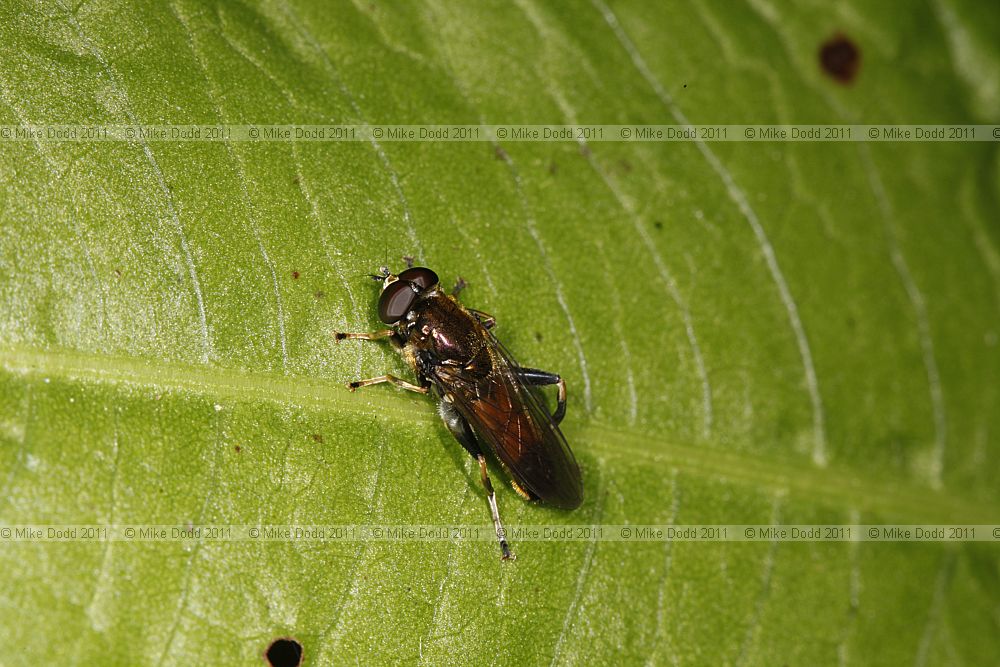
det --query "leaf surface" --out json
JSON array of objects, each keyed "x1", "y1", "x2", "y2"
[{"x1": 0, "y1": 0, "x2": 998, "y2": 664}]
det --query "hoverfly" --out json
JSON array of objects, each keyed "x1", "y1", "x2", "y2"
[{"x1": 335, "y1": 265, "x2": 583, "y2": 560}]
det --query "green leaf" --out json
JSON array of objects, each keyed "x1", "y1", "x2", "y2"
[{"x1": 1, "y1": 0, "x2": 999, "y2": 664}]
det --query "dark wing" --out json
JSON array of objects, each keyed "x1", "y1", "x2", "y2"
[{"x1": 430, "y1": 331, "x2": 583, "y2": 509}]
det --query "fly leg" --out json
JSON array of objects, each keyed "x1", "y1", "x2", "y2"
[
  {"x1": 346, "y1": 375, "x2": 428, "y2": 394},
  {"x1": 333, "y1": 329, "x2": 394, "y2": 342},
  {"x1": 451, "y1": 281, "x2": 497, "y2": 330},
  {"x1": 467, "y1": 309, "x2": 496, "y2": 329},
  {"x1": 517, "y1": 368, "x2": 567, "y2": 425},
  {"x1": 334, "y1": 330, "x2": 420, "y2": 392},
  {"x1": 439, "y1": 399, "x2": 514, "y2": 561},
  {"x1": 479, "y1": 455, "x2": 514, "y2": 561}
]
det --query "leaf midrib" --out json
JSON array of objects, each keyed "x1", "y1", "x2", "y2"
[{"x1": 2, "y1": 344, "x2": 994, "y2": 524}]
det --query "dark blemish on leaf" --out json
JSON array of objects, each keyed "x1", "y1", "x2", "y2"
[
  {"x1": 819, "y1": 34, "x2": 860, "y2": 84},
  {"x1": 265, "y1": 638, "x2": 303, "y2": 667},
  {"x1": 291, "y1": 270, "x2": 300, "y2": 280},
  {"x1": 311, "y1": 433, "x2": 323, "y2": 443},
  {"x1": 683, "y1": 84, "x2": 687, "y2": 88},
  {"x1": 548, "y1": 161, "x2": 558, "y2": 175},
  {"x1": 234, "y1": 445, "x2": 241, "y2": 453},
  {"x1": 619, "y1": 159, "x2": 632, "y2": 173},
  {"x1": 114, "y1": 269, "x2": 122, "y2": 278},
  {"x1": 314, "y1": 291, "x2": 325, "y2": 299},
  {"x1": 292, "y1": 175, "x2": 300, "y2": 186},
  {"x1": 494, "y1": 145, "x2": 508, "y2": 161},
  {"x1": 534, "y1": 332, "x2": 543, "y2": 343},
  {"x1": 653, "y1": 220, "x2": 663, "y2": 231},
  {"x1": 579, "y1": 144, "x2": 591, "y2": 158}
]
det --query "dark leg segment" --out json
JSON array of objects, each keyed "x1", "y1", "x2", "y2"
[
  {"x1": 438, "y1": 399, "x2": 481, "y2": 458},
  {"x1": 517, "y1": 368, "x2": 567, "y2": 425}
]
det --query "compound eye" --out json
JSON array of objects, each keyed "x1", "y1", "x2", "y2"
[
  {"x1": 397, "y1": 267, "x2": 439, "y2": 291},
  {"x1": 378, "y1": 280, "x2": 417, "y2": 324}
]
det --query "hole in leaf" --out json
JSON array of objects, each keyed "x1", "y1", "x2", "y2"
[
  {"x1": 819, "y1": 33, "x2": 860, "y2": 84},
  {"x1": 265, "y1": 638, "x2": 303, "y2": 667}
]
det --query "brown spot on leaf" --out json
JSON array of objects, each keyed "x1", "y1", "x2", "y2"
[
  {"x1": 494, "y1": 145, "x2": 509, "y2": 161},
  {"x1": 311, "y1": 433, "x2": 323, "y2": 443},
  {"x1": 819, "y1": 34, "x2": 860, "y2": 84},
  {"x1": 291, "y1": 270, "x2": 300, "y2": 280}
]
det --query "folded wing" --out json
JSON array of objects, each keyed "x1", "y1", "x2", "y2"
[{"x1": 431, "y1": 334, "x2": 583, "y2": 509}]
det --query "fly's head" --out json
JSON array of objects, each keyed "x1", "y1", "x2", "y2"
[{"x1": 372, "y1": 266, "x2": 440, "y2": 329}]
